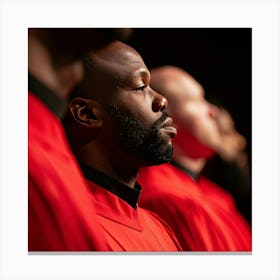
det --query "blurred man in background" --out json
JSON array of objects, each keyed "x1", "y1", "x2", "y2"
[
  {"x1": 138, "y1": 66, "x2": 251, "y2": 251},
  {"x1": 63, "y1": 41, "x2": 181, "y2": 251},
  {"x1": 202, "y1": 107, "x2": 251, "y2": 224},
  {"x1": 28, "y1": 28, "x2": 130, "y2": 251}
]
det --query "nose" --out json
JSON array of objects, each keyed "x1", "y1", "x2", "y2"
[
  {"x1": 236, "y1": 133, "x2": 247, "y2": 150},
  {"x1": 208, "y1": 103, "x2": 219, "y2": 118},
  {"x1": 151, "y1": 90, "x2": 168, "y2": 112}
]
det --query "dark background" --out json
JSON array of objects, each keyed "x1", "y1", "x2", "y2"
[
  {"x1": 127, "y1": 28, "x2": 252, "y2": 165},
  {"x1": 127, "y1": 28, "x2": 252, "y2": 223}
]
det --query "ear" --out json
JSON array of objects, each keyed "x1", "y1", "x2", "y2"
[{"x1": 69, "y1": 97, "x2": 103, "y2": 128}]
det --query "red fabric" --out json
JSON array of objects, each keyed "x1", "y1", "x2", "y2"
[
  {"x1": 86, "y1": 180, "x2": 182, "y2": 251},
  {"x1": 28, "y1": 92, "x2": 108, "y2": 251},
  {"x1": 173, "y1": 120, "x2": 216, "y2": 159},
  {"x1": 138, "y1": 163, "x2": 252, "y2": 251}
]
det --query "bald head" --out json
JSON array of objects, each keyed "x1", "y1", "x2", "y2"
[
  {"x1": 150, "y1": 66, "x2": 204, "y2": 113},
  {"x1": 86, "y1": 40, "x2": 142, "y2": 67},
  {"x1": 72, "y1": 41, "x2": 147, "y2": 102}
]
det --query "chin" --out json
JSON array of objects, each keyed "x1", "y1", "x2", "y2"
[
  {"x1": 188, "y1": 146, "x2": 216, "y2": 159},
  {"x1": 142, "y1": 144, "x2": 173, "y2": 166}
]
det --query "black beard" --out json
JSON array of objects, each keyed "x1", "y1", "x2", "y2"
[{"x1": 104, "y1": 104, "x2": 173, "y2": 165}]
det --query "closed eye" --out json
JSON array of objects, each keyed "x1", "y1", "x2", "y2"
[{"x1": 133, "y1": 85, "x2": 146, "y2": 93}]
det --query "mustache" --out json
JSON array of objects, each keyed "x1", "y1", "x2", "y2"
[{"x1": 153, "y1": 112, "x2": 169, "y2": 128}]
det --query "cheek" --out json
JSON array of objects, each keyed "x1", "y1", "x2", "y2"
[
  {"x1": 176, "y1": 107, "x2": 204, "y2": 133},
  {"x1": 190, "y1": 106, "x2": 218, "y2": 131},
  {"x1": 115, "y1": 94, "x2": 155, "y2": 123},
  {"x1": 131, "y1": 106, "x2": 158, "y2": 127},
  {"x1": 177, "y1": 110, "x2": 219, "y2": 141},
  {"x1": 116, "y1": 105, "x2": 156, "y2": 130}
]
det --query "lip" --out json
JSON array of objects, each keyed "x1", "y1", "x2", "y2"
[{"x1": 160, "y1": 117, "x2": 177, "y2": 138}]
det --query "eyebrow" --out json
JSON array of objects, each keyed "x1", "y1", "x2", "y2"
[
  {"x1": 117, "y1": 68, "x2": 150, "y2": 88},
  {"x1": 129, "y1": 68, "x2": 150, "y2": 80}
]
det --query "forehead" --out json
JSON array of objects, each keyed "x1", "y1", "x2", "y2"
[{"x1": 89, "y1": 43, "x2": 149, "y2": 85}]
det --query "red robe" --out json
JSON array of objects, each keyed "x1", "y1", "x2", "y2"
[
  {"x1": 138, "y1": 163, "x2": 252, "y2": 251},
  {"x1": 86, "y1": 179, "x2": 182, "y2": 251},
  {"x1": 28, "y1": 92, "x2": 108, "y2": 251}
]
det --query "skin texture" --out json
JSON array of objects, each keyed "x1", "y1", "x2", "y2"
[{"x1": 64, "y1": 41, "x2": 177, "y2": 188}]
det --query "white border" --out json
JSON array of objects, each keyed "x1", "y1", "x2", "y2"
[{"x1": 0, "y1": 0, "x2": 279, "y2": 279}]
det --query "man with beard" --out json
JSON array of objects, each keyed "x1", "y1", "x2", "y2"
[
  {"x1": 63, "y1": 41, "x2": 181, "y2": 251},
  {"x1": 28, "y1": 28, "x2": 131, "y2": 251},
  {"x1": 138, "y1": 66, "x2": 252, "y2": 251}
]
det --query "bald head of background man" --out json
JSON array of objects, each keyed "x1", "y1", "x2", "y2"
[
  {"x1": 150, "y1": 66, "x2": 223, "y2": 173},
  {"x1": 151, "y1": 65, "x2": 248, "y2": 171}
]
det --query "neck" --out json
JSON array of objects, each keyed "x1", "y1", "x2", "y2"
[
  {"x1": 75, "y1": 142, "x2": 139, "y2": 189},
  {"x1": 173, "y1": 145, "x2": 206, "y2": 176},
  {"x1": 28, "y1": 32, "x2": 83, "y2": 99}
]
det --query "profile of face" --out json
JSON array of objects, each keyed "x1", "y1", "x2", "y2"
[
  {"x1": 216, "y1": 108, "x2": 247, "y2": 164},
  {"x1": 69, "y1": 41, "x2": 176, "y2": 166},
  {"x1": 151, "y1": 67, "x2": 222, "y2": 159}
]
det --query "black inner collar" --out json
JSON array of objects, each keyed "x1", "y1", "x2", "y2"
[
  {"x1": 171, "y1": 160, "x2": 199, "y2": 181},
  {"x1": 28, "y1": 73, "x2": 67, "y2": 119},
  {"x1": 80, "y1": 164, "x2": 141, "y2": 209}
]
